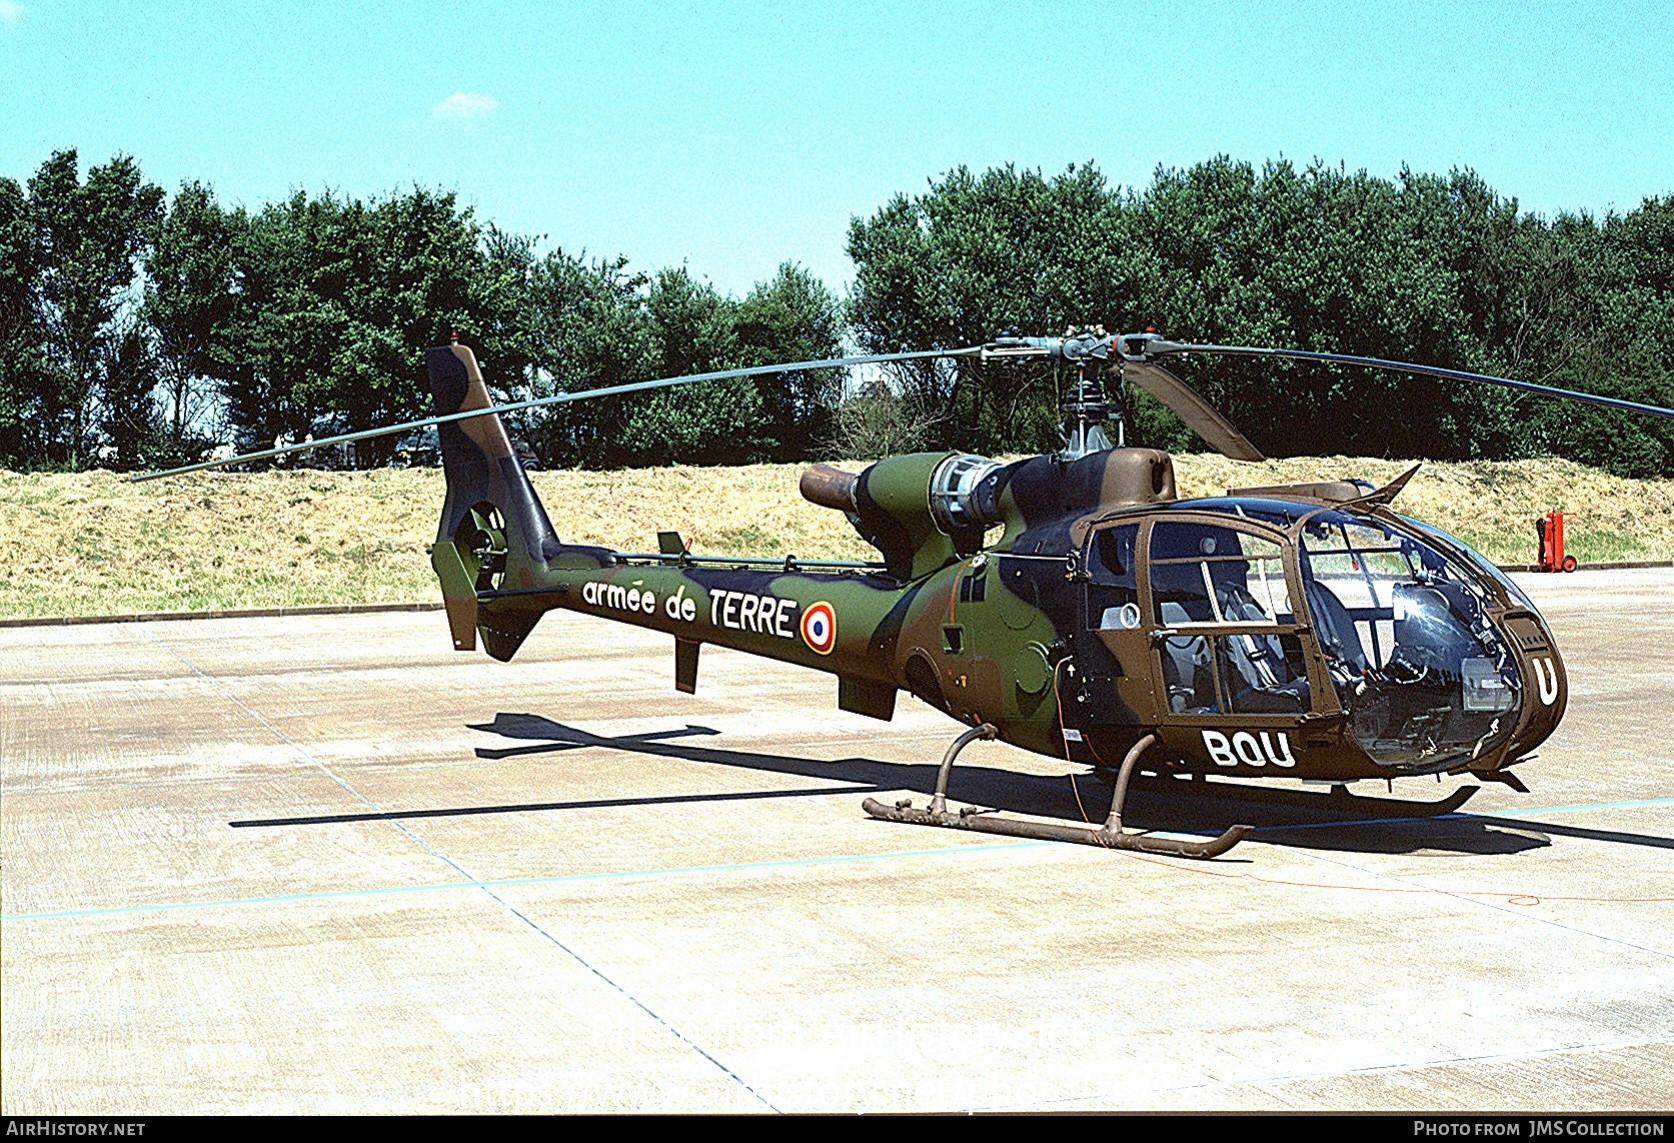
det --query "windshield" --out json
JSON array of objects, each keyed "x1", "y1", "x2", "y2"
[
  {"x1": 1397, "y1": 515, "x2": 1542, "y2": 616},
  {"x1": 1299, "y1": 510, "x2": 1522, "y2": 770}
]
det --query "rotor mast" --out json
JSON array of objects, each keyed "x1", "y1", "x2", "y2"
[
  {"x1": 1061, "y1": 360, "x2": 1122, "y2": 456},
  {"x1": 982, "y1": 328, "x2": 1126, "y2": 460}
]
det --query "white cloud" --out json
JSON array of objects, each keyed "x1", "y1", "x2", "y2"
[
  {"x1": 0, "y1": 2, "x2": 24, "y2": 26},
  {"x1": 432, "y1": 92, "x2": 498, "y2": 121}
]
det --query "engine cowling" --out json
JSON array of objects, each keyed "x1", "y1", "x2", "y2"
[{"x1": 800, "y1": 452, "x2": 1003, "y2": 580}]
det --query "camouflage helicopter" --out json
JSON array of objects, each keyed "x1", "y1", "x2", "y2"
[{"x1": 143, "y1": 330, "x2": 1674, "y2": 858}]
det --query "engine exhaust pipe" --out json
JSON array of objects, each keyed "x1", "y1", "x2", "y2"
[{"x1": 799, "y1": 463, "x2": 859, "y2": 513}]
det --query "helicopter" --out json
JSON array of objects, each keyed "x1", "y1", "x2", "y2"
[{"x1": 139, "y1": 328, "x2": 1674, "y2": 858}]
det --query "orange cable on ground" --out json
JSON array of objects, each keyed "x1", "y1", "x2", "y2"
[{"x1": 1050, "y1": 657, "x2": 1097, "y2": 826}]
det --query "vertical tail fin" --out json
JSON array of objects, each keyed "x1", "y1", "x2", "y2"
[
  {"x1": 425, "y1": 343, "x2": 560, "y2": 660},
  {"x1": 426, "y1": 343, "x2": 561, "y2": 561}
]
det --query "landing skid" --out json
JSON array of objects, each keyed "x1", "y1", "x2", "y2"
[
  {"x1": 1125, "y1": 772, "x2": 1481, "y2": 818},
  {"x1": 862, "y1": 727, "x2": 1251, "y2": 859}
]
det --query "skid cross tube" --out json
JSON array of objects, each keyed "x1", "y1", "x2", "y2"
[
  {"x1": 927, "y1": 723, "x2": 1000, "y2": 815},
  {"x1": 862, "y1": 731, "x2": 1252, "y2": 859}
]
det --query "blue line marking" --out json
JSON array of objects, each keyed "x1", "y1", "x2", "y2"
[
  {"x1": 4, "y1": 794, "x2": 1668, "y2": 925},
  {"x1": 127, "y1": 627, "x2": 787, "y2": 1110},
  {"x1": 1, "y1": 840, "x2": 1047, "y2": 924}
]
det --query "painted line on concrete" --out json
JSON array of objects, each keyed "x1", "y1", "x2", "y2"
[
  {"x1": 0, "y1": 602, "x2": 445, "y2": 628},
  {"x1": 4, "y1": 557, "x2": 1668, "y2": 628},
  {"x1": 1478, "y1": 795, "x2": 1674, "y2": 815},
  {"x1": 1187, "y1": 781, "x2": 1674, "y2": 961},
  {"x1": 6, "y1": 792, "x2": 1668, "y2": 925},
  {"x1": 227, "y1": 783, "x2": 883, "y2": 827},
  {"x1": 1293, "y1": 843, "x2": 1674, "y2": 964},
  {"x1": 0, "y1": 840, "x2": 1045, "y2": 924},
  {"x1": 126, "y1": 624, "x2": 784, "y2": 1114}
]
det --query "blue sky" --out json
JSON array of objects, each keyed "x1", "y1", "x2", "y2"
[{"x1": 3, "y1": 1, "x2": 1671, "y2": 297}]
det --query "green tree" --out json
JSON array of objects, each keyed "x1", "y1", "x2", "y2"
[
  {"x1": 315, "y1": 188, "x2": 513, "y2": 459},
  {"x1": 846, "y1": 157, "x2": 1674, "y2": 474},
  {"x1": 99, "y1": 318, "x2": 163, "y2": 468},
  {"x1": 207, "y1": 186, "x2": 525, "y2": 464},
  {"x1": 617, "y1": 264, "x2": 847, "y2": 467},
  {"x1": 617, "y1": 266, "x2": 763, "y2": 466},
  {"x1": 23, "y1": 150, "x2": 164, "y2": 467},
  {"x1": 523, "y1": 259, "x2": 844, "y2": 469},
  {"x1": 214, "y1": 191, "x2": 334, "y2": 452},
  {"x1": 0, "y1": 175, "x2": 45, "y2": 467},
  {"x1": 144, "y1": 181, "x2": 241, "y2": 461},
  {"x1": 1122, "y1": 158, "x2": 1489, "y2": 459},
  {"x1": 846, "y1": 163, "x2": 1131, "y2": 454},
  {"x1": 1522, "y1": 199, "x2": 1674, "y2": 476},
  {"x1": 732, "y1": 262, "x2": 845, "y2": 460},
  {"x1": 506, "y1": 248, "x2": 656, "y2": 467}
]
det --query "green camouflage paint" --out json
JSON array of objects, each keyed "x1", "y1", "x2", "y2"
[{"x1": 425, "y1": 343, "x2": 1568, "y2": 789}]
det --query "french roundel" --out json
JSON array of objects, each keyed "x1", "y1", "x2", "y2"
[{"x1": 801, "y1": 601, "x2": 837, "y2": 655}]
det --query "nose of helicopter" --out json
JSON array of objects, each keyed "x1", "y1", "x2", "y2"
[{"x1": 1496, "y1": 614, "x2": 1567, "y2": 769}]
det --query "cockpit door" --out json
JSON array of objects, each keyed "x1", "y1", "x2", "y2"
[
  {"x1": 1140, "y1": 516, "x2": 1333, "y2": 735},
  {"x1": 1078, "y1": 522, "x2": 1158, "y2": 724}
]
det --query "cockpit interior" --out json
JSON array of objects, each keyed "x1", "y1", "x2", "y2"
[{"x1": 1084, "y1": 504, "x2": 1525, "y2": 770}]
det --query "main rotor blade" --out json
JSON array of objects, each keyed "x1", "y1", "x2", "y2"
[
  {"x1": 131, "y1": 345, "x2": 980, "y2": 482},
  {"x1": 1155, "y1": 342, "x2": 1674, "y2": 421},
  {"x1": 1121, "y1": 360, "x2": 1264, "y2": 461}
]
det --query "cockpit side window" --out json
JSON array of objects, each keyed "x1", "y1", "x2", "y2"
[
  {"x1": 1300, "y1": 518, "x2": 1422, "y2": 668},
  {"x1": 1147, "y1": 520, "x2": 1307, "y2": 715},
  {"x1": 1091, "y1": 524, "x2": 1137, "y2": 584},
  {"x1": 1149, "y1": 523, "x2": 1292, "y2": 627},
  {"x1": 1087, "y1": 523, "x2": 1141, "y2": 631}
]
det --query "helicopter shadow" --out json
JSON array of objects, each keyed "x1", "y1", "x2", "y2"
[
  {"x1": 452, "y1": 713, "x2": 1674, "y2": 859},
  {"x1": 232, "y1": 715, "x2": 1672, "y2": 858}
]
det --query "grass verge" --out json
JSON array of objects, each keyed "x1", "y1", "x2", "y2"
[{"x1": 2, "y1": 456, "x2": 1668, "y2": 619}]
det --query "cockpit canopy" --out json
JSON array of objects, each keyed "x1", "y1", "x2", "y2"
[
  {"x1": 1085, "y1": 500, "x2": 1525, "y2": 771},
  {"x1": 1293, "y1": 509, "x2": 1522, "y2": 767}
]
